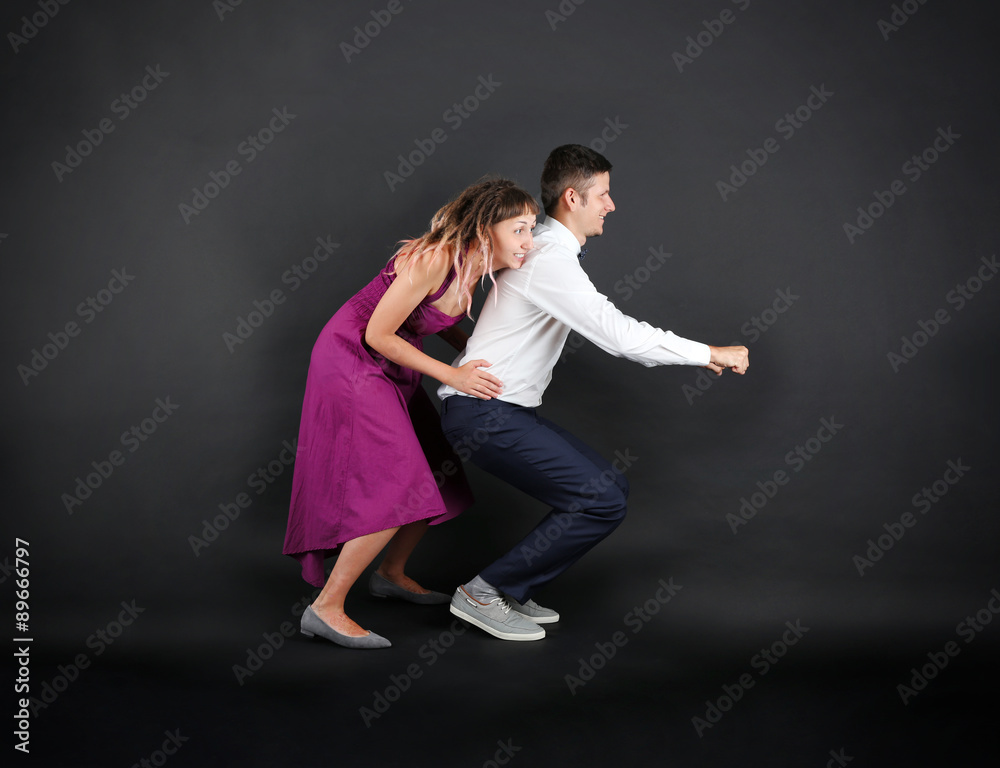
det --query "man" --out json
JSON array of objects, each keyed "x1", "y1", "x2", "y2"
[{"x1": 438, "y1": 144, "x2": 749, "y2": 641}]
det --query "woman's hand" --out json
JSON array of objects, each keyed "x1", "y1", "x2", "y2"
[{"x1": 449, "y1": 359, "x2": 503, "y2": 400}]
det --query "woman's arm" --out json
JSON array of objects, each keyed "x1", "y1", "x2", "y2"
[{"x1": 365, "y1": 259, "x2": 502, "y2": 399}]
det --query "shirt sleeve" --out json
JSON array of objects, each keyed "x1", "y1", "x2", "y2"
[{"x1": 522, "y1": 245, "x2": 712, "y2": 367}]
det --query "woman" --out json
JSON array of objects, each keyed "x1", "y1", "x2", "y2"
[{"x1": 283, "y1": 178, "x2": 539, "y2": 648}]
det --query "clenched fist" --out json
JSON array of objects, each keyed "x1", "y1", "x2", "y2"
[{"x1": 706, "y1": 345, "x2": 749, "y2": 375}]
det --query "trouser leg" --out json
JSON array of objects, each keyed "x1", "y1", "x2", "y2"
[{"x1": 441, "y1": 397, "x2": 629, "y2": 603}]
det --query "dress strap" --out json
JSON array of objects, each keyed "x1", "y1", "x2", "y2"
[{"x1": 427, "y1": 263, "x2": 458, "y2": 302}]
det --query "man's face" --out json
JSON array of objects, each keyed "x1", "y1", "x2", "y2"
[{"x1": 578, "y1": 172, "x2": 615, "y2": 238}]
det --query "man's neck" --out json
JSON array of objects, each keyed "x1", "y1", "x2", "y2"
[{"x1": 548, "y1": 210, "x2": 586, "y2": 246}]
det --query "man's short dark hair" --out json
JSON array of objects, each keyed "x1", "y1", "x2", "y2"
[{"x1": 540, "y1": 144, "x2": 613, "y2": 216}]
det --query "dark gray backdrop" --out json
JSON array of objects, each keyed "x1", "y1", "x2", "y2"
[{"x1": 3, "y1": 0, "x2": 997, "y2": 765}]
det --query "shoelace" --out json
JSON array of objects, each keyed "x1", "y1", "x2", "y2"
[{"x1": 488, "y1": 596, "x2": 512, "y2": 614}]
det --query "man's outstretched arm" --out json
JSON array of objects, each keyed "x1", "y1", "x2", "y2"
[{"x1": 524, "y1": 246, "x2": 741, "y2": 371}]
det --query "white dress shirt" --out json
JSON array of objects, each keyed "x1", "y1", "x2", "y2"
[{"x1": 437, "y1": 216, "x2": 711, "y2": 407}]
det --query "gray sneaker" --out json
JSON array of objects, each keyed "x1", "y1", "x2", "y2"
[
  {"x1": 506, "y1": 595, "x2": 560, "y2": 624},
  {"x1": 450, "y1": 586, "x2": 545, "y2": 641}
]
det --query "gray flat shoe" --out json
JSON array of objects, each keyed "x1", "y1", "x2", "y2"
[
  {"x1": 300, "y1": 606, "x2": 391, "y2": 649},
  {"x1": 369, "y1": 571, "x2": 450, "y2": 605}
]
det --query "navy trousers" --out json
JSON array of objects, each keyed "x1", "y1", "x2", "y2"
[{"x1": 440, "y1": 396, "x2": 629, "y2": 603}]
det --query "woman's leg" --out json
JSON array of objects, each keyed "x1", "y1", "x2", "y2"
[
  {"x1": 376, "y1": 520, "x2": 433, "y2": 594},
  {"x1": 311, "y1": 526, "x2": 398, "y2": 636}
]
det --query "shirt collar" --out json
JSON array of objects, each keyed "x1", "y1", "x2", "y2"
[{"x1": 541, "y1": 215, "x2": 585, "y2": 256}]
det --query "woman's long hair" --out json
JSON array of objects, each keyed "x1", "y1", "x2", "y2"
[{"x1": 391, "y1": 177, "x2": 540, "y2": 316}]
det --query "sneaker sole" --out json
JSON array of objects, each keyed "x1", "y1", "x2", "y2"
[
  {"x1": 449, "y1": 603, "x2": 545, "y2": 641},
  {"x1": 514, "y1": 611, "x2": 559, "y2": 624}
]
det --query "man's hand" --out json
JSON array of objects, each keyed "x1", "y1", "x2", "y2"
[{"x1": 706, "y1": 345, "x2": 749, "y2": 375}]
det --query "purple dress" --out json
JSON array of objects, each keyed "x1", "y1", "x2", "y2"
[{"x1": 283, "y1": 258, "x2": 474, "y2": 587}]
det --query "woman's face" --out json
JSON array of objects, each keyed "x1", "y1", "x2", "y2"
[{"x1": 490, "y1": 212, "x2": 536, "y2": 270}]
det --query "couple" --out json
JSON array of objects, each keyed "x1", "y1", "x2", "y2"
[{"x1": 282, "y1": 145, "x2": 749, "y2": 649}]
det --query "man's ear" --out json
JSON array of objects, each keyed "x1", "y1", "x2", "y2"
[{"x1": 562, "y1": 186, "x2": 579, "y2": 211}]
